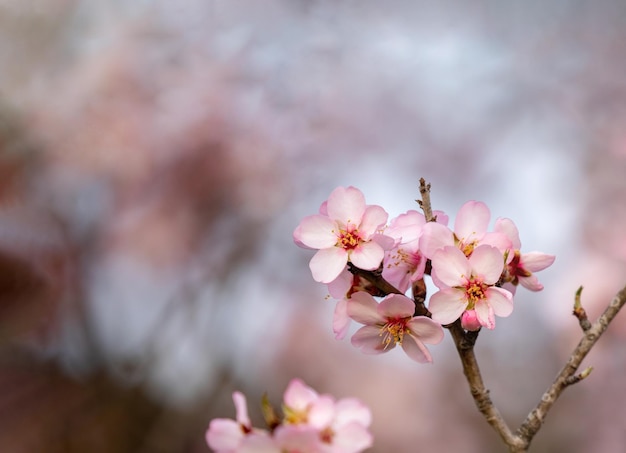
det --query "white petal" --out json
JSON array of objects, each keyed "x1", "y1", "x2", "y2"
[
  {"x1": 310, "y1": 247, "x2": 348, "y2": 283},
  {"x1": 293, "y1": 215, "x2": 338, "y2": 249},
  {"x1": 468, "y1": 245, "x2": 504, "y2": 284},
  {"x1": 359, "y1": 204, "x2": 389, "y2": 236},
  {"x1": 487, "y1": 287, "x2": 514, "y2": 317},
  {"x1": 455, "y1": 201, "x2": 490, "y2": 242},
  {"x1": 326, "y1": 186, "x2": 366, "y2": 226},
  {"x1": 428, "y1": 288, "x2": 467, "y2": 324},
  {"x1": 350, "y1": 241, "x2": 384, "y2": 270},
  {"x1": 431, "y1": 246, "x2": 470, "y2": 287}
]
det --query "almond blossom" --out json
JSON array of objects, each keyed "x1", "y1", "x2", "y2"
[
  {"x1": 494, "y1": 218, "x2": 556, "y2": 293},
  {"x1": 347, "y1": 292, "x2": 444, "y2": 363},
  {"x1": 382, "y1": 209, "x2": 448, "y2": 293},
  {"x1": 207, "y1": 391, "x2": 265, "y2": 453},
  {"x1": 280, "y1": 378, "x2": 373, "y2": 453},
  {"x1": 428, "y1": 245, "x2": 513, "y2": 329},
  {"x1": 420, "y1": 200, "x2": 511, "y2": 259},
  {"x1": 293, "y1": 186, "x2": 393, "y2": 283}
]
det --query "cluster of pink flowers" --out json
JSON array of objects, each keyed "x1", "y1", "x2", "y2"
[
  {"x1": 293, "y1": 186, "x2": 555, "y2": 360},
  {"x1": 206, "y1": 378, "x2": 373, "y2": 453}
]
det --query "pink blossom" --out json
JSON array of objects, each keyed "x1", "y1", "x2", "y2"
[
  {"x1": 281, "y1": 378, "x2": 373, "y2": 453},
  {"x1": 347, "y1": 292, "x2": 444, "y2": 363},
  {"x1": 382, "y1": 210, "x2": 448, "y2": 293},
  {"x1": 494, "y1": 218, "x2": 556, "y2": 292},
  {"x1": 429, "y1": 245, "x2": 513, "y2": 329},
  {"x1": 206, "y1": 391, "x2": 263, "y2": 453},
  {"x1": 420, "y1": 201, "x2": 511, "y2": 259},
  {"x1": 293, "y1": 186, "x2": 393, "y2": 283}
]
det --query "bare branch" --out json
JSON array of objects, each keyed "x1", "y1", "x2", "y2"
[
  {"x1": 417, "y1": 178, "x2": 434, "y2": 222},
  {"x1": 448, "y1": 321, "x2": 526, "y2": 451},
  {"x1": 516, "y1": 284, "x2": 626, "y2": 448}
]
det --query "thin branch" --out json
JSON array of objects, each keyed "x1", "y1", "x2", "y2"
[
  {"x1": 448, "y1": 321, "x2": 526, "y2": 451},
  {"x1": 417, "y1": 178, "x2": 434, "y2": 222},
  {"x1": 347, "y1": 264, "x2": 403, "y2": 296},
  {"x1": 516, "y1": 284, "x2": 626, "y2": 448}
]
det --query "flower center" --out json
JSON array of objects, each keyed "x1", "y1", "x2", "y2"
[
  {"x1": 464, "y1": 279, "x2": 488, "y2": 310},
  {"x1": 283, "y1": 406, "x2": 309, "y2": 425},
  {"x1": 387, "y1": 248, "x2": 421, "y2": 271},
  {"x1": 337, "y1": 227, "x2": 361, "y2": 250},
  {"x1": 380, "y1": 320, "x2": 407, "y2": 349}
]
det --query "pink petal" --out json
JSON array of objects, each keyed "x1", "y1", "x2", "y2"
[
  {"x1": 406, "y1": 317, "x2": 445, "y2": 344},
  {"x1": 327, "y1": 270, "x2": 353, "y2": 299},
  {"x1": 461, "y1": 310, "x2": 482, "y2": 331},
  {"x1": 419, "y1": 222, "x2": 454, "y2": 258},
  {"x1": 272, "y1": 425, "x2": 322, "y2": 452},
  {"x1": 378, "y1": 294, "x2": 415, "y2": 319},
  {"x1": 401, "y1": 334, "x2": 434, "y2": 363},
  {"x1": 387, "y1": 210, "x2": 426, "y2": 242},
  {"x1": 481, "y1": 231, "x2": 513, "y2": 254},
  {"x1": 454, "y1": 201, "x2": 490, "y2": 242},
  {"x1": 310, "y1": 247, "x2": 348, "y2": 283},
  {"x1": 239, "y1": 433, "x2": 280, "y2": 453},
  {"x1": 433, "y1": 210, "x2": 449, "y2": 226},
  {"x1": 326, "y1": 186, "x2": 366, "y2": 227},
  {"x1": 475, "y1": 300, "x2": 496, "y2": 329},
  {"x1": 233, "y1": 391, "x2": 250, "y2": 427},
  {"x1": 519, "y1": 275, "x2": 544, "y2": 291},
  {"x1": 486, "y1": 287, "x2": 514, "y2": 317},
  {"x1": 521, "y1": 252, "x2": 555, "y2": 272},
  {"x1": 428, "y1": 288, "x2": 468, "y2": 324},
  {"x1": 431, "y1": 246, "x2": 470, "y2": 287},
  {"x1": 468, "y1": 245, "x2": 504, "y2": 284},
  {"x1": 331, "y1": 422, "x2": 374, "y2": 453},
  {"x1": 283, "y1": 379, "x2": 318, "y2": 410},
  {"x1": 346, "y1": 291, "x2": 385, "y2": 325},
  {"x1": 494, "y1": 217, "x2": 521, "y2": 249},
  {"x1": 206, "y1": 419, "x2": 242, "y2": 451},
  {"x1": 359, "y1": 205, "x2": 389, "y2": 237},
  {"x1": 334, "y1": 398, "x2": 372, "y2": 427},
  {"x1": 307, "y1": 395, "x2": 336, "y2": 428},
  {"x1": 333, "y1": 299, "x2": 351, "y2": 340},
  {"x1": 293, "y1": 215, "x2": 338, "y2": 249},
  {"x1": 351, "y1": 325, "x2": 389, "y2": 354},
  {"x1": 349, "y1": 241, "x2": 384, "y2": 270}
]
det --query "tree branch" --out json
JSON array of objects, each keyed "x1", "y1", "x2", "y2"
[{"x1": 515, "y1": 284, "x2": 626, "y2": 448}]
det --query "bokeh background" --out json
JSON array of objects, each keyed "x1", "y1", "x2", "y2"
[{"x1": 1, "y1": 1, "x2": 626, "y2": 452}]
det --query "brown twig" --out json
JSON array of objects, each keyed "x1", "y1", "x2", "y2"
[
  {"x1": 515, "y1": 284, "x2": 626, "y2": 449},
  {"x1": 417, "y1": 178, "x2": 434, "y2": 222}
]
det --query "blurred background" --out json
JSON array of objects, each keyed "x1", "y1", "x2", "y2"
[{"x1": 1, "y1": 0, "x2": 625, "y2": 452}]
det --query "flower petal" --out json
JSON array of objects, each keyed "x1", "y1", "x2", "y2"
[
  {"x1": 351, "y1": 325, "x2": 389, "y2": 354},
  {"x1": 419, "y1": 222, "x2": 454, "y2": 258},
  {"x1": 519, "y1": 275, "x2": 544, "y2": 291},
  {"x1": 333, "y1": 298, "x2": 351, "y2": 339},
  {"x1": 334, "y1": 398, "x2": 372, "y2": 427},
  {"x1": 494, "y1": 217, "x2": 521, "y2": 249},
  {"x1": 428, "y1": 288, "x2": 467, "y2": 324},
  {"x1": 431, "y1": 246, "x2": 470, "y2": 287},
  {"x1": 293, "y1": 215, "x2": 338, "y2": 249},
  {"x1": 475, "y1": 300, "x2": 496, "y2": 329},
  {"x1": 406, "y1": 317, "x2": 445, "y2": 344},
  {"x1": 455, "y1": 201, "x2": 490, "y2": 242},
  {"x1": 283, "y1": 379, "x2": 318, "y2": 410},
  {"x1": 347, "y1": 291, "x2": 385, "y2": 325},
  {"x1": 327, "y1": 422, "x2": 374, "y2": 453},
  {"x1": 309, "y1": 247, "x2": 348, "y2": 283},
  {"x1": 206, "y1": 419, "x2": 243, "y2": 451},
  {"x1": 487, "y1": 287, "x2": 514, "y2": 317},
  {"x1": 378, "y1": 294, "x2": 415, "y2": 319},
  {"x1": 326, "y1": 186, "x2": 366, "y2": 227},
  {"x1": 233, "y1": 391, "x2": 250, "y2": 427},
  {"x1": 359, "y1": 205, "x2": 389, "y2": 237},
  {"x1": 468, "y1": 245, "x2": 504, "y2": 284},
  {"x1": 521, "y1": 252, "x2": 556, "y2": 272},
  {"x1": 350, "y1": 241, "x2": 384, "y2": 270},
  {"x1": 401, "y1": 334, "x2": 433, "y2": 363}
]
